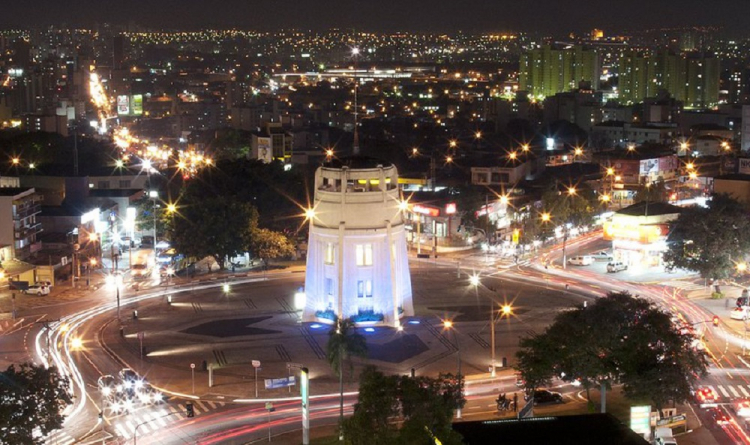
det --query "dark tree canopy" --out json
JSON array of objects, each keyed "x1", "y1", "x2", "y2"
[
  {"x1": 664, "y1": 194, "x2": 750, "y2": 279},
  {"x1": 516, "y1": 292, "x2": 708, "y2": 410},
  {"x1": 342, "y1": 366, "x2": 464, "y2": 445},
  {"x1": 0, "y1": 363, "x2": 71, "y2": 445}
]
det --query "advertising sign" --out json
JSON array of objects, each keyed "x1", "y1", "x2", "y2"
[
  {"x1": 413, "y1": 204, "x2": 440, "y2": 217},
  {"x1": 117, "y1": 95, "x2": 130, "y2": 115},
  {"x1": 739, "y1": 158, "x2": 750, "y2": 175},
  {"x1": 630, "y1": 405, "x2": 651, "y2": 436},
  {"x1": 264, "y1": 376, "x2": 296, "y2": 389},
  {"x1": 131, "y1": 94, "x2": 143, "y2": 115}
]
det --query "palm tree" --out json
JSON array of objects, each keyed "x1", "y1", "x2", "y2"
[{"x1": 326, "y1": 316, "x2": 368, "y2": 440}]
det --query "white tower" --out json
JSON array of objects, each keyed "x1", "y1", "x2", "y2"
[{"x1": 303, "y1": 157, "x2": 413, "y2": 327}]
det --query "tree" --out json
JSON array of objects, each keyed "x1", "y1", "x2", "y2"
[
  {"x1": 0, "y1": 363, "x2": 71, "y2": 444},
  {"x1": 342, "y1": 367, "x2": 464, "y2": 445},
  {"x1": 664, "y1": 194, "x2": 750, "y2": 279},
  {"x1": 515, "y1": 292, "x2": 708, "y2": 411},
  {"x1": 169, "y1": 195, "x2": 257, "y2": 270},
  {"x1": 249, "y1": 227, "x2": 296, "y2": 267},
  {"x1": 634, "y1": 181, "x2": 667, "y2": 203},
  {"x1": 327, "y1": 317, "x2": 368, "y2": 439}
]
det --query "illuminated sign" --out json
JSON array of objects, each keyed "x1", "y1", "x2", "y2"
[
  {"x1": 630, "y1": 405, "x2": 651, "y2": 435},
  {"x1": 412, "y1": 205, "x2": 440, "y2": 217},
  {"x1": 604, "y1": 222, "x2": 666, "y2": 244},
  {"x1": 117, "y1": 95, "x2": 130, "y2": 115},
  {"x1": 739, "y1": 158, "x2": 750, "y2": 175},
  {"x1": 131, "y1": 95, "x2": 143, "y2": 115},
  {"x1": 81, "y1": 209, "x2": 100, "y2": 224},
  {"x1": 445, "y1": 203, "x2": 457, "y2": 215},
  {"x1": 301, "y1": 367, "x2": 310, "y2": 444}
]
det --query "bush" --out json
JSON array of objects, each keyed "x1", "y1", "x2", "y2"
[
  {"x1": 711, "y1": 291, "x2": 724, "y2": 300},
  {"x1": 315, "y1": 309, "x2": 336, "y2": 321},
  {"x1": 352, "y1": 311, "x2": 384, "y2": 323}
]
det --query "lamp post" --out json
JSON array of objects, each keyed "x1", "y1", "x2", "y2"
[
  {"x1": 490, "y1": 304, "x2": 513, "y2": 378},
  {"x1": 443, "y1": 320, "x2": 461, "y2": 419},
  {"x1": 149, "y1": 190, "x2": 158, "y2": 246}
]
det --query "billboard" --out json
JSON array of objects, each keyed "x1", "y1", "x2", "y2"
[
  {"x1": 131, "y1": 95, "x2": 143, "y2": 115},
  {"x1": 739, "y1": 158, "x2": 750, "y2": 175},
  {"x1": 117, "y1": 95, "x2": 130, "y2": 115}
]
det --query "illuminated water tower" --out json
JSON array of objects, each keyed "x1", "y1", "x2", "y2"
[{"x1": 303, "y1": 156, "x2": 413, "y2": 327}]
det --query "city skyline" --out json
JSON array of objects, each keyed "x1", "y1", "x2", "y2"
[{"x1": 0, "y1": 0, "x2": 747, "y2": 35}]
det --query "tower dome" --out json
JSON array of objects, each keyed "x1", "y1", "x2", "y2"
[{"x1": 303, "y1": 156, "x2": 413, "y2": 327}]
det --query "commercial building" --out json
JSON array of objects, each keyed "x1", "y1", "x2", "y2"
[
  {"x1": 519, "y1": 45, "x2": 600, "y2": 99},
  {"x1": 250, "y1": 123, "x2": 294, "y2": 163},
  {"x1": 470, "y1": 154, "x2": 546, "y2": 186},
  {"x1": 603, "y1": 201, "x2": 681, "y2": 268},
  {"x1": 303, "y1": 157, "x2": 413, "y2": 327}
]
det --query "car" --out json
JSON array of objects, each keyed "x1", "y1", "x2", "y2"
[
  {"x1": 568, "y1": 255, "x2": 593, "y2": 266},
  {"x1": 733, "y1": 400, "x2": 750, "y2": 418},
  {"x1": 589, "y1": 251, "x2": 614, "y2": 262},
  {"x1": 606, "y1": 262, "x2": 628, "y2": 273},
  {"x1": 524, "y1": 389, "x2": 563, "y2": 405},
  {"x1": 696, "y1": 387, "x2": 719, "y2": 407},
  {"x1": 24, "y1": 284, "x2": 50, "y2": 296},
  {"x1": 709, "y1": 407, "x2": 731, "y2": 425},
  {"x1": 731, "y1": 307, "x2": 750, "y2": 320}
]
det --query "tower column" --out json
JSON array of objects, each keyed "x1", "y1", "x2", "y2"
[
  {"x1": 337, "y1": 222, "x2": 345, "y2": 318},
  {"x1": 386, "y1": 220, "x2": 399, "y2": 327}
]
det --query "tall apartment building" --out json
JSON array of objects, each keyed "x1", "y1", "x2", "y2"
[
  {"x1": 0, "y1": 187, "x2": 43, "y2": 263},
  {"x1": 519, "y1": 45, "x2": 600, "y2": 98},
  {"x1": 618, "y1": 51, "x2": 719, "y2": 108}
]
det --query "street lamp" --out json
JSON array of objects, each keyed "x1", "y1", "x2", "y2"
[
  {"x1": 88, "y1": 258, "x2": 97, "y2": 287},
  {"x1": 106, "y1": 273, "x2": 124, "y2": 322},
  {"x1": 442, "y1": 319, "x2": 461, "y2": 419},
  {"x1": 148, "y1": 190, "x2": 159, "y2": 246},
  {"x1": 491, "y1": 304, "x2": 513, "y2": 377}
]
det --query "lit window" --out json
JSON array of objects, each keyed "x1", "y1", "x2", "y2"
[
  {"x1": 324, "y1": 243, "x2": 334, "y2": 265},
  {"x1": 356, "y1": 244, "x2": 373, "y2": 266},
  {"x1": 357, "y1": 280, "x2": 373, "y2": 298}
]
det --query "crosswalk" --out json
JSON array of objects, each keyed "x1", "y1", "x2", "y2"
[
  {"x1": 113, "y1": 400, "x2": 225, "y2": 440},
  {"x1": 662, "y1": 280, "x2": 706, "y2": 292},
  {"x1": 42, "y1": 429, "x2": 76, "y2": 445},
  {"x1": 705, "y1": 384, "x2": 750, "y2": 399}
]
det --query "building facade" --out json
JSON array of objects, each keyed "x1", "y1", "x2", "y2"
[
  {"x1": 519, "y1": 45, "x2": 600, "y2": 99},
  {"x1": 0, "y1": 187, "x2": 43, "y2": 263},
  {"x1": 618, "y1": 51, "x2": 720, "y2": 108},
  {"x1": 303, "y1": 157, "x2": 413, "y2": 327}
]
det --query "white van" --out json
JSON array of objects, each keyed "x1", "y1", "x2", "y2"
[{"x1": 568, "y1": 255, "x2": 593, "y2": 266}]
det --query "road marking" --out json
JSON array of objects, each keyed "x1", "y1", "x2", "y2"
[
  {"x1": 115, "y1": 423, "x2": 129, "y2": 438},
  {"x1": 207, "y1": 401, "x2": 217, "y2": 409},
  {"x1": 740, "y1": 386, "x2": 750, "y2": 397},
  {"x1": 729, "y1": 386, "x2": 741, "y2": 397},
  {"x1": 196, "y1": 401, "x2": 208, "y2": 411},
  {"x1": 718, "y1": 385, "x2": 730, "y2": 397},
  {"x1": 125, "y1": 420, "x2": 137, "y2": 434}
]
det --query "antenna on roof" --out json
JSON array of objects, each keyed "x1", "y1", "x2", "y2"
[{"x1": 352, "y1": 34, "x2": 360, "y2": 155}]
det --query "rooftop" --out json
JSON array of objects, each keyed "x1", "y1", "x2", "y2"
[
  {"x1": 0, "y1": 187, "x2": 35, "y2": 197},
  {"x1": 322, "y1": 155, "x2": 393, "y2": 170},
  {"x1": 616, "y1": 201, "x2": 682, "y2": 217}
]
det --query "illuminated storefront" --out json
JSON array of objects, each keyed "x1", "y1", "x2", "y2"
[{"x1": 603, "y1": 202, "x2": 681, "y2": 268}]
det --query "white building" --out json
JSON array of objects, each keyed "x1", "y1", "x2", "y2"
[{"x1": 303, "y1": 157, "x2": 413, "y2": 327}]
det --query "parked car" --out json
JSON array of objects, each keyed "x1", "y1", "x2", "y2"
[
  {"x1": 568, "y1": 255, "x2": 593, "y2": 266},
  {"x1": 731, "y1": 307, "x2": 750, "y2": 320},
  {"x1": 24, "y1": 284, "x2": 50, "y2": 296},
  {"x1": 606, "y1": 262, "x2": 628, "y2": 273},
  {"x1": 589, "y1": 250, "x2": 614, "y2": 262},
  {"x1": 524, "y1": 389, "x2": 563, "y2": 405}
]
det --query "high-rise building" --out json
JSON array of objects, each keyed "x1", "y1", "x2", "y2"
[
  {"x1": 519, "y1": 45, "x2": 600, "y2": 99},
  {"x1": 113, "y1": 35, "x2": 126, "y2": 71},
  {"x1": 302, "y1": 157, "x2": 413, "y2": 327},
  {"x1": 618, "y1": 51, "x2": 719, "y2": 108}
]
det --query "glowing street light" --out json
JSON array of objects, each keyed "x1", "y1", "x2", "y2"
[
  {"x1": 627, "y1": 144, "x2": 636, "y2": 151},
  {"x1": 325, "y1": 148, "x2": 334, "y2": 158},
  {"x1": 475, "y1": 131, "x2": 482, "y2": 139},
  {"x1": 469, "y1": 274, "x2": 480, "y2": 287},
  {"x1": 499, "y1": 194, "x2": 509, "y2": 205},
  {"x1": 737, "y1": 262, "x2": 748, "y2": 273},
  {"x1": 71, "y1": 337, "x2": 84, "y2": 350},
  {"x1": 606, "y1": 167, "x2": 615, "y2": 176},
  {"x1": 541, "y1": 212, "x2": 551, "y2": 223},
  {"x1": 508, "y1": 151, "x2": 518, "y2": 160},
  {"x1": 12, "y1": 157, "x2": 20, "y2": 165},
  {"x1": 449, "y1": 140, "x2": 458, "y2": 149},
  {"x1": 521, "y1": 144, "x2": 530, "y2": 152},
  {"x1": 574, "y1": 147, "x2": 583, "y2": 156},
  {"x1": 305, "y1": 208, "x2": 316, "y2": 220},
  {"x1": 600, "y1": 194, "x2": 611, "y2": 202},
  {"x1": 567, "y1": 186, "x2": 577, "y2": 196},
  {"x1": 491, "y1": 303, "x2": 513, "y2": 377},
  {"x1": 166, "y1": 203, "x2": 177, "y2": 214}
]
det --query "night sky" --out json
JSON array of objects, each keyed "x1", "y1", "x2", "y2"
[{"x1": 2, "y1": 0, "x2": 747, "y2": 33}]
